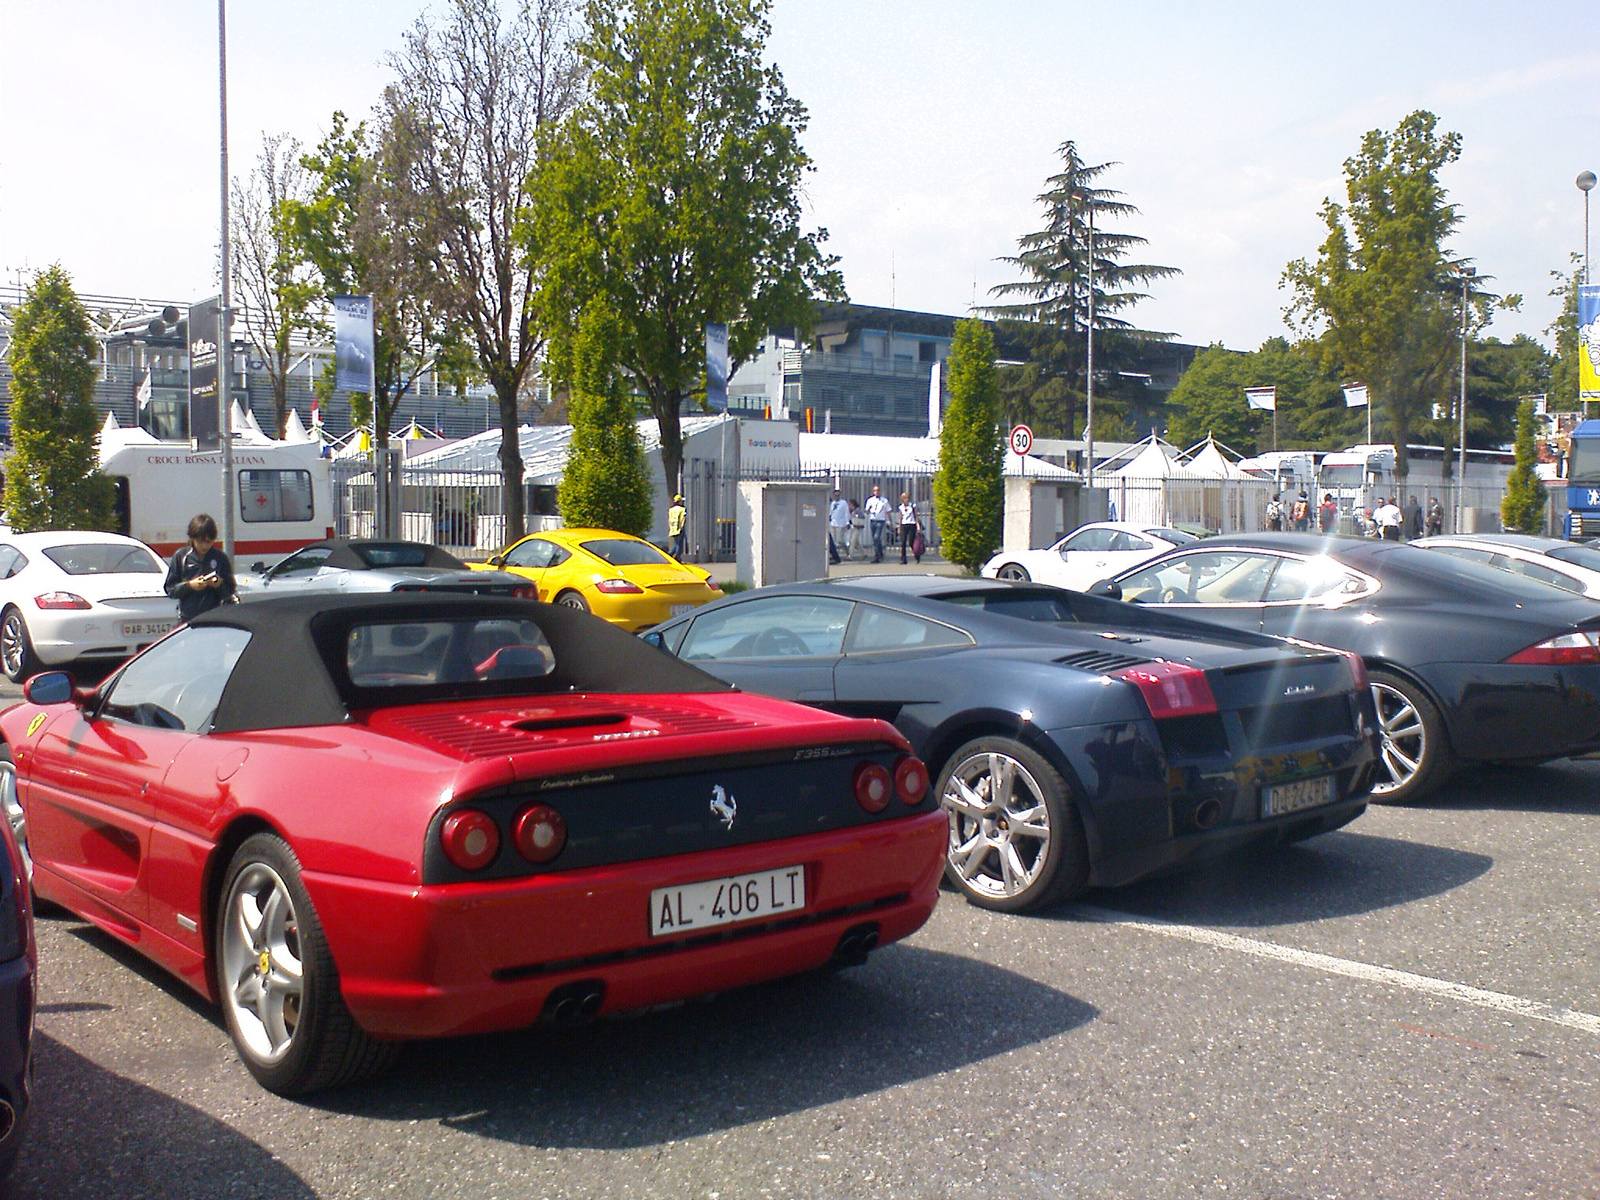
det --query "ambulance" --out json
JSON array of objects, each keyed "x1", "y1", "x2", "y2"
[{"x1": 99, "y1": 420, "x2": 334, "y2": 566}]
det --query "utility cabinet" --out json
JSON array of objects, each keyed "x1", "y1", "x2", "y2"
[{"x1": 737, "y1": 481, "x2": 829, "y2": 587}]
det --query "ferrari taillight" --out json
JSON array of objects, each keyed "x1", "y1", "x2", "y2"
[
  {"x1": 853, "y1": 762, "x2": 892, "y2": 813},
  {"x1": 512, "y1": 803, "x2": 567, "y2": 864},
  {"x1": 1109, "y1": 661, "x2": 1219, "y2": 718},
  {"x1": 33, "y1": 592, "x2": 90, "y2": 610},
  {"x1": 1504, "y1": 630, "x2": 1600, "y2": 665},
  {"x1": 595, "y1": 578, "x2": 644, "y2": 594},
  {"x1": 893, "y1": 755, "x2": 928, "y2": 805},
  {"x1": 440, "y1": 809, "x2": 500, "y2": 871},
  {"x1": 706, "y1": 579, "x2": 722, "y2": 591}
]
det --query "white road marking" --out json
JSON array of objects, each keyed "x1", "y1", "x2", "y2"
[{"x1": 1073, "y1": 904, "x2": 1600, "y2": 1038}]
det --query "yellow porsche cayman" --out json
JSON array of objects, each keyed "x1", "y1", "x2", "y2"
[{"x1": 468, "y1": 527, "x2": 722, "y2": 631}]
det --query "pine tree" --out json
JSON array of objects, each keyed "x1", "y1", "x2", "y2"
[
  {"x1": 557, "y1": 302, "x2": 654, "y2": 537},
  {"x1": 986, "y1": 141, "x2": 1179, "y2": 439},
  {"x1": 3, "y1": 266, "x2": 114, "y2": 532},
  {"x1": 934, "y1": 320, "x2": 1005, "y2": 573},
  {"x1": 1501, "y1": 400, "x2": 1548, "y2": 534}
]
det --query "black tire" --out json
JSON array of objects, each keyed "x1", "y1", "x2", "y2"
[
  {"x1": 1368, "y1": 669, "x2": 1452, "y2": 804},
  {"x1": 935, "y1": 736, "x2": 1088, "y2": 913},
  {"x1": 0, "y1": 744, "x2": 29, "y2": 884},
  {"x1": 0, "y1": 608, "x2": 40, "y2": 685},
  {"x1": 995, "y1": 563, "x2": 1031, "y2": 583},
  {"x1": 555, "y1": 590, "x2": 590, "y2": 613},
  {"x1": 216, "y1": 833, "x2": 395, "y2": 1095}
]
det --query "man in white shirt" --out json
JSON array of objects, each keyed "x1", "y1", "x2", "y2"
[
  {"x1": 863, "y1": 485, "x2": 891, "y2": 563},
  {"x1": 1373, "y1": 496, "x2": 1403, "y2": 541},
  {"x1": 828, "y1": 488, "x2": 851, "y2": 563}
]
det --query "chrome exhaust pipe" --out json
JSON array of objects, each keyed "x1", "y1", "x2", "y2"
[
  {"x1": 1193, "y1": 799, "x2": 1222, "y2": 831},
  {"x1": 541, "y1": 980, "x2": 606, "y2": 1027}
]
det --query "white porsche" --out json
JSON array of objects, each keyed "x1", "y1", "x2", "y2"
[
  {"x1": 0, "y1": 531, "x2": 178, "y2": 682},
  {"x1": 980, "y1": 521, "x2": 1199, "y2": 591}
]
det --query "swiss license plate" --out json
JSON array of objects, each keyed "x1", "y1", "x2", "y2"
[
  {"x1": 1262, "y1": 775, "x2": 1336, "y2": 818},
  {"x1": 669, "y1": 603, "x2": 695, "y2": 617},
  {"x1": 649, "y1": 864, "x2": 806, "y2": 937},
  {"x1": 121, "y1": 620, "x2": 174, "y2": 640}
]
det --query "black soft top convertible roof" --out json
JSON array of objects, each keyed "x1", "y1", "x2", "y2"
[
  {"x1": 313, "y1": 540, "x2": 467, "y2": 570},
  {"x1": 191, "y1": 593, "x2": 731, "y2": 733}
]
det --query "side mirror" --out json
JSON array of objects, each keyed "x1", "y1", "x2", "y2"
[
  {"x1": 640, "y1": 631, "x2": 667, "y2": 650},
  {"x1": 1086, "y1": 578, "x2": 1122, "y2": 600},
  {"x1": 23, "y1": 671, "x2": 78, "y2": 706},
  {"x1": 251, "y1": 561, "x2": 266, "y2": 574},
  {"x1": 489, "y1": 555, "x2": 504, "y2": 567}
]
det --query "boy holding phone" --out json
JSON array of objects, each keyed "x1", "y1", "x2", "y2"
[{"x1": 164, "y1": 513, "x2": 236, "y2": 622}]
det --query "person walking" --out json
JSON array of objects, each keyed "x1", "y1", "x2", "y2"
[
  {"x1": 1427, "y1": 496, "x2": 1444, "y2": 537},
  {"x1": 667, "y1": 494, "x2": 688, "y2": 560},
  {"x1": 864, "y1": 485, "x2": 891, "y2": 563},
  {"x1": 848, "y1": 498, "x2": 866, "y2": 558},
  {"x1": 897, "y1": 492, "x2": 921, "y2": 565},
  {"x1": 1404, "y1": 495, "x2": 1424, "y2": 540},
  {"x1": 1290, "y1": 490, "x2": 1311, "y2": 532},
  {"x1": 1318, "y1": 493, "x2": 1338, "y2": 533},
  {"x1": 1265, "y1": 496, "x2": 1283, "y2": 532},
  {"x1": 164, "y1": 513, "x2": 236, "y2": 623},
  {"x1": 828, "y1": 488, "x2": 851, "y2": 564}
]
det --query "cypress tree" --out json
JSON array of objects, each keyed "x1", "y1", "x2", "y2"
[
  {"x1": 4, "y1": 266, "x2": 114, "y2": 531},
  {"x1": 557, "y1": 302, "x2": 654, "y2": 537},
  {"x1": 1500, "y1": 399, "x2": 1547, "y2": 534},
  {"x1": 935, "y1": 319, "x2": 1005, "y2": 572}
]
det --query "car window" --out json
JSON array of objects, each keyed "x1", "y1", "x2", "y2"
[
  {"x1": 1114, "y1": 533, "x2": 1152, "y2": 553},
  {"x1": 846, "y1": 605, "x2": 972, "y2": 653},
  {"x1": 0, "y1": 547, "x2": 19, "y2": 580},
  {"x1": 346, "y1": 618, "x2": 555, "y2": 687},
  {"x1": 1062, "y1": 528, "x2": 1118, "y2": 554},
  {"x1": 1429, "y1": 545, "x2": 1496, "y2": 565},
  {"x1": 1509, "y1": 559, "x2": 1584, "y2": 593},
  {"x1": 1547, "y1": 544, "x2": 1600, "y2": 572},
  {"x1": 1263, "y1": 555, "x2": 1371, "y2": 602},
  {"x1": 101, "y1": 627, "x2": 253, "y2": 732},
  {"x1": 1119, "y1": 551, "x2": 1278, "y2": 605},
  {"x1": 679, "y1": 596, "x2": 853, "y2": 660},
  {"x1": 937, "y1": 589, "x2": 1084, "y2": 622},
  {"x1": 43, "y1": 543, "x2": 163, "y2": 575},
  {"x1": 582, "y1": 538, "x2": 672, "y2": 567},
  {"x1": 352, "y1": 544, "x2": 436, "y2": 568},
  {"x1": 1143, "y1": 528, "x2": 1197, "y2": 545},
  {"x1": 505, "y1": 539, "x2": 558, "y2": 570},
  {"x1": 272, "y1": 547, "x2": 333, "y2": 577}
]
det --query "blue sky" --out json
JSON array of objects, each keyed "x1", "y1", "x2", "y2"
[{"x1": 2, "y1": 0, "x2": 1595, "y2": 354}]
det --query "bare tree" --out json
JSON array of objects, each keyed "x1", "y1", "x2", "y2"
[
  {"x1": 231, "y1": 133, "x2": 318, "y2": 439},
  {"x1": 382, "y1": 0, "x2": 583, "y2": 542}
]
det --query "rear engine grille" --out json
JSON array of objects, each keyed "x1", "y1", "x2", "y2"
[
  {"x1": 1055, "y1": 649, "x2": 1151, "y2": 673},
  {"x1": 387, "y1": 700, "x2": 760, "y2": 759},
  {"x1": 1238, "y1": 695, "x2": 1353, "y2": 747}
]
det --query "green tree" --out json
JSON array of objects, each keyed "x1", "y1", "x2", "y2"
[
  {"x1": 1165, "y1": 339, "x2": 1345, "y2": 453},
  {"x1": 529, "y1": 0, "x2": 845, "y2": 504},
  {"x1": 1502, "y1": 400, "x2": 1548, "y2": 533},
  {"x1": 934, "y1": 320, "x2": 1005, "y2": 572},
  {"x1": 1283, "y1": 111, "x2": 1498, "y2": 481},
  {"x1": 3, "y1": 267, "x2": 114, "y2": 531},
  {"x1": 987, "y1": 141, "x2": 1179, "y2": 440},
  {"x1": 1547, "y1": 255, "x2": 1582, "y2": 410},
  {"x1": 556, "y1": 302, "x2": 653, "y2": 535}
]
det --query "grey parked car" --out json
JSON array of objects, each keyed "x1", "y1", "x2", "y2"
[{"x1": 238, "y1": 540, "x2": 536, "y2": 601}]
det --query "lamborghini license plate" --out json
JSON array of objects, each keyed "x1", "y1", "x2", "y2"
[{"x1": 1261, "y1": 775, "x2": 1336, "y2": 818}]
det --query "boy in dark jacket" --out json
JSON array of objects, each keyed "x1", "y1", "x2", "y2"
[{"x1": 164, "y1": 513, "x2": 236, "y2": 622}]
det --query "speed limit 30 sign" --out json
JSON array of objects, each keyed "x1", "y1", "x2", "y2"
[{"x1": 1008, "y1": 424, "x2": 1034, "y2": 456}]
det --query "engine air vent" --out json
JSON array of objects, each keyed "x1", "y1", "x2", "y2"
[{"x1": 1055, "y1": 649, "x2": 1152, "y2": 674}]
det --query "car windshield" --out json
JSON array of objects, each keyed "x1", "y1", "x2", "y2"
[
  {"x1": 352, "y1": 544, "x2": 457, "y2": 569},
  {"x1": 345, "y1": 617, "x2": 555, "y2": 688},
  {"x1": 43, "y1": 543, "x2": 163, "y2": 575},
  {"x1": 582, "y1": 538, "x2": 672, "y2": 567},
  {"x1": 936, "y1": 589, "x2": 1083, "y2": 622},
  {"x1": 1547, "y1": 544, "x2": 1600, "y2": 573}
]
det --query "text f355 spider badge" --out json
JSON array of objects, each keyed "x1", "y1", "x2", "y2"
[{"x1": 709, "y1": 784, "x2": 737, "y2": 830}]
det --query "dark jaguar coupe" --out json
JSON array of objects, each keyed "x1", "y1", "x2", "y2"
[
  {"x1": 1099, "y1": 534, "x2": 1600, "y2": 803},
  {"x1": 646, "y1": 576, "x2": 1380, "y2": 912}
]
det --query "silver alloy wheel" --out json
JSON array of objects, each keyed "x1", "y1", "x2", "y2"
[
  {"x1": 996, "y1": 563, "x2": 1030, "y2": 582},
  {"x1": 0, "y1": 759, "x2": 28, "y2": 880},
  {"x1": 557, "y1": 592, "x2": 587, "y2": 610},
  {"x1": 1371, "y1": 680, "x2": 1426, "y2": 797},
  {"x1": 940, "y1": 750, "x2": 1053, "y2": 901},
  {"x1": 0, "y1": 612, "x2": 26, "y2": 679},
  {"x1": 221, "y1": 861, "x2": 305, "y2": 1066}
]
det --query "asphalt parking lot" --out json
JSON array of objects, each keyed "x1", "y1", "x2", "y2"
[{"x1": 5, "y1": 672, "x2": 1600, "y2": 1199}]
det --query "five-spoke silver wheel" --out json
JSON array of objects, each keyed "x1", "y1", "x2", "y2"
[
  {"x1": 936, "y1": 737, "x2": 1085, "y2": 912},
  {"x1": 221, "y1": 861, "x2": 304, "y2": 1067},
  {"x1": 0, "y1": 609, "x2": 39, "y2": 684},
  {"x1": 995, "y1": 563, "x2": 1030, "y2": 582},
  {"x1": 1367, "y1": 670, "x2": 1450, "y2": 804}
]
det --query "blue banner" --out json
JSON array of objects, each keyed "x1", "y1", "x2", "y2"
[
  {"x1": 333, "y1": 294, "x2": 375, "y2": 395},
  {"x1": 705, "y1": 323, "x2": 729, "y2": 412}
]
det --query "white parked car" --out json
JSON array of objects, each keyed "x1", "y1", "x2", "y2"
[
  {"x1": 1413, "y1": 534, "x2": 1600, "y2": 599},
  {"x1": 981, "y1": 522, "x2": 1199, "y2": 590},
  {"x1": 0, "y1": 531, "x2": 178, "y2": 682}
]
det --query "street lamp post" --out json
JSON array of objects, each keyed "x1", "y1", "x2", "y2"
[
  {"x1": 1084, "y1": 205, "x2": 1095, "y2": 489},
  {"x1": 1579, "y1": 171, "x2": 1596, "y2": 287},
  {"x1": 217, "y1": 0, "x2": 236, "y2": 559},
  {"x1": 1455, "y1": 265, "x2": 1475, "y2": 535}
]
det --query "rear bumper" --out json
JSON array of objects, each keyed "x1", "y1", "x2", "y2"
[
  {"x1": 304, "y1": 810, "x2": 947, "y2": 1039},
  {"x1": 1420, "y1": 662, "x2": 1600, "y2": 763}
]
